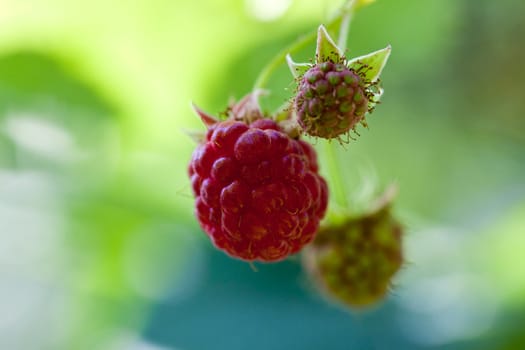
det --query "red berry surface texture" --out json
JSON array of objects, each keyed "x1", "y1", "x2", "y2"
[{"x1": 189, "y1": 117, "x2": 328, "y2": 262}]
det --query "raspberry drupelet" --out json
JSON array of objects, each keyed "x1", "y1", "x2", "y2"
[{"x1": 188, "y1": 96, "x2": 328, "y2": 262}]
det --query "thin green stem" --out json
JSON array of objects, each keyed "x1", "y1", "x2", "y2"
[
  {"x1": 253, "y1": 0, "x2": 369, "y2": 213},
  {"x1": 337, "y1": 11, "x2": 353, "y2": 52},
  {"x1": 253, "y1": 31, "x2": 316, "y2": 91},
  {"x1": 253, "y1": 1, "x2": 358, "y2": 91},
  {"x1": 324, "y1": 140, "x2": 349, "y2": 209},
  {"x1": 326, "y1": 2, "x2": 355, "y2": 211},
  {"x1": 253, "y1": 0, "x2": 379, "y2": 92}
]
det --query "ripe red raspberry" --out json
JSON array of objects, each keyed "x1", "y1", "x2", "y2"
[
  {"x1": 188, "y1": 114, "x2": 328, "y2": 262},
  {"x1": 303, "y1": 200, "x2": 403, "y2": 308},
  {"x1": 295, "y1": 61, "x2": 369, "y2": 139}
]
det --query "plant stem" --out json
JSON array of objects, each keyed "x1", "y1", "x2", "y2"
[
  {"x1": 324, "y1": 140, "x2": 349, "y2": 209},
  {"x1": 253, "y1": 0, "x2": 367, "y2": 212},
  {"x1": 253, "y1": 0, "x2": 358, "y2": 91},
  {"x1": 325, "y1": 2, "x2": 355, "y2": 211},
  {"x1": 337, "y1": 9, "x2": 353, "y2": 52},
  {"x1": 253, "y1": 31, "x2": 316, "y2": 91}
]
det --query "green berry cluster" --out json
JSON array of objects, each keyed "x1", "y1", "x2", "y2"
[{"x1": 303, "y1": 203, "x2": 403, "y2": 308}]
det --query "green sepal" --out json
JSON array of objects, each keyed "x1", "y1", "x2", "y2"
[
  {"x1": 191, "y1": 102, "x2": 218, "y2": 127},
  {"x1": 315, "y1": 25, "x2": 344, "y2": 63},
  {"x1": 286, "y1": 54, "x2": 311, "y2": 79},
  {"x1": 346, "y1": 45, "x2": 391, "y2": 83}
]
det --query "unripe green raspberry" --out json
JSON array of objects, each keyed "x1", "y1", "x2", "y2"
[
  {"x1": 303, "y1": 203, "x2": 403, "y2": 308},
  {"x1": 287, "y1": 25, "x2": 391, "y2": 141},
  {"x1": 295, "y1": 61, "x2": 370, "y2": 139}
]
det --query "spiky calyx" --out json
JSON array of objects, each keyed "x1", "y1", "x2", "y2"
[
  {"x1": 188, "y1": 93, "x2": 329, "y2": 262},
  {"x1": 287, "y1": 25, "x2": 391, "y2": 140},
  {"x1": 303, "y1": 201, "x2": 403, "y2": 308}
]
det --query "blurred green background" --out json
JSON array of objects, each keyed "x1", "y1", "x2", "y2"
[{"x1": 0, "y1": 0, "x2": 524, "y2": 349}]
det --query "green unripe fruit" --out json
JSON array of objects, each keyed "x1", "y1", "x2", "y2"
[{"x1": 303, "y1": 205, "x2": 403, "y2": 309}]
